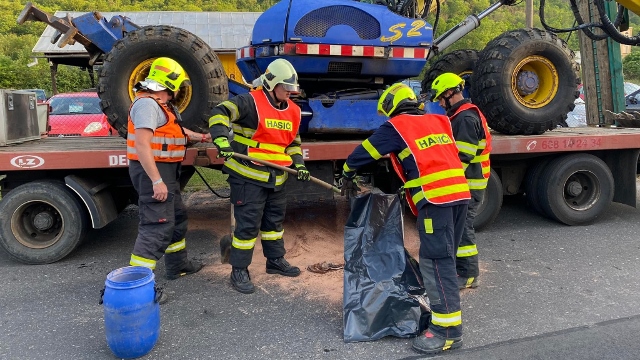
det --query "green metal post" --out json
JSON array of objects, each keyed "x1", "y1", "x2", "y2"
[{"x1": 606, "y1": 1, "x2": 625, "y2": 113}]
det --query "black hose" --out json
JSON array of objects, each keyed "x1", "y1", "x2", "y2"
[
  {"x1": 539, "y1": 0, "x2": 607, "y2": 40},
  {"x1": 193, "y1": 167, "x2": 230, "y2": 198},
  {"x1": 594, "y1": 0, "x2": 640, "y2": 45}
]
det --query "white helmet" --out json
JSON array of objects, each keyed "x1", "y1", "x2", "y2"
[{"x1": 254, "y1": 59, "x2": 300, "y2": 93}]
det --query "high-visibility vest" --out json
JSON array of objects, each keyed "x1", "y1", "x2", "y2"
[
  {"x1": 451, "y1": 102, "x2": 492, "y2": 188},
  {"x1": 234, "y1": 90, "x2": 300, "y2": 166},
  {"x1": 388, "y1": 113, "x2": 470, "y2": 216},
  {"x1": 127, "y1": 93, "x2": 187, "y2": 162}
]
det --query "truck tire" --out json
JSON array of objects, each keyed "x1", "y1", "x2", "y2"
[
  {"x1": 0, "y1": 180, "x2": 89, "y2": 264},
  {"x1": 98, "y1": 25, "x2": 228, "y2": 138},
  {"x1": 471, "y1": 28, "x2": 580, "y2": 135},
  {"x1": 421, "y1": 49, "x2": 478, "y2": 95},
  {"x1": 538, "y1": 154, "x2": 614, "y2": 225},
  {"x1": 524, "y1": 157, "x2": 552, "y2": 216},
  {"x1": 474, "y1": 168, "x2": 502, "y2": 231}
]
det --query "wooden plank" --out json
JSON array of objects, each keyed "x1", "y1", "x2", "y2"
[{"x1": 577, "y1": 0, "x2": 616, "y2": 125}]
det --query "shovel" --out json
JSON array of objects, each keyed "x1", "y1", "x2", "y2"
[{"x1": 220, "y1": 153, "x2": 340, "y2": 263}]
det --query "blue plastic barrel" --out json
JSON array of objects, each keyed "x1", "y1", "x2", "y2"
[{"x1": 102, "y1": 266, "x2": 160, "y2": 359}]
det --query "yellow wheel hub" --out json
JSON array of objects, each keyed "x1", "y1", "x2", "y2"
[
  {"x1": 511, "y1": 55, "x2": 558, "y2": 109},
  {"x1": 127, "y1": 58, "x2": 192, "y2": 113}
]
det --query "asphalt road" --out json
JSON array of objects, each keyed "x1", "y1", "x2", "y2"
[{"x1": 1, "y1": 190, "x2": 640, "y2": 360}]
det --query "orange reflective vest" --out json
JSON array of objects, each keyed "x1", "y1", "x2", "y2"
[
  {"x1": 451, "y1": 102, "x2": 492, "y2": 186},
  {"x1": 388, "y1": 113, "x2": 470, "y2": 216},
  {"x1": 127, "y1": 93, "x2": 187, "y2": 163},
  {"x1": 241, "y1": 90, "x2": 301, "y2": 166}
]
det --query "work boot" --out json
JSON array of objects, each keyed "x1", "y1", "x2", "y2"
[
  {"x1": 266, "y1": 257, "x2": 301, "y2": 277},
  {"x1": 166, "y1": 260, "x2": 203, "y2": 280},
  {"x1": 230, "y1": 267, "x2": 255, "y2": 294},
  {"x1": 412, "y1": 329, "x2": 462, "y2": 355},
  {"x1": 458, "y1": 276, "x2": 478, "y2": 290}
]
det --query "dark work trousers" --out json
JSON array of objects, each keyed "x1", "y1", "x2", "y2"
[
  {"x1": 228, "y1": 178, "x2": 287, "y2": 269},
  {"x1": 456, "y1": 189, "x2": 484, "y2": 279},
  {"x1": 417, "y1": 202, "x2": 468, "y2": 340},
  {"x1": 129, "y1": 160, "x2": 188, "y2": 272}
]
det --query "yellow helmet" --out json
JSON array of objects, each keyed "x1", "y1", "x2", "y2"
[
  {"x1": 430, "y1": 73, "x2": 464, "y2": 102},
  {"x1": 144, "y1": 57, "x2": 191, "y2": 92},
  {"x1": 257, "y1": 59, "x2": 300, "y2": 93},
  {"x1": 377, "y1": 83, "x2": 418, "y2": 117}
]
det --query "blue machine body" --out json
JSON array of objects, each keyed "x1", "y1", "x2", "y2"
[
  {"x1": 236, "y1": 0, "x2": 437, "y2": 134},
  {"x1": 72, "y1": 12, "x2": 139, "y2": 53}
]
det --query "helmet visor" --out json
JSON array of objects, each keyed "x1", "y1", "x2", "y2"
[{"x1": 279, "y1": 83, "x2": 300, "y2": 93}]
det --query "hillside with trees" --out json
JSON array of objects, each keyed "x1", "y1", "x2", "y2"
[{"x1": 0, "y1": 0, "x2": 637, "y2": 94}]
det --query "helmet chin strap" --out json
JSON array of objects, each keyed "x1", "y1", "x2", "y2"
[{"x1": 442, "y1": 88, "x2": 460, "y2": 111}]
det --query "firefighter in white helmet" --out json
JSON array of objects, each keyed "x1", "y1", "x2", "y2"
[{"x1": 208, "y1": 58, "x2": 309, "y2": 294}]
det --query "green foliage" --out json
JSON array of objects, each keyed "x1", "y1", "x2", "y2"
[{"x1": 623, "y1": 49, "x2": 640, "y2": 80}]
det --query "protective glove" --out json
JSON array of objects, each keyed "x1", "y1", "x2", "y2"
[
  {"x1": 294, "y1": 164, "x2": 311, "y2": 181},
  {"x1": 340, "y1": 171, "x2": 360, "y2": 200},
  {"x1": 213, "y1": 137, "x2": 234, "y2": 160}
]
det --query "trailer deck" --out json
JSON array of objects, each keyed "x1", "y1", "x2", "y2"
[{"x1": 2, "y1": 127, "x2": 640, "y2": 172}]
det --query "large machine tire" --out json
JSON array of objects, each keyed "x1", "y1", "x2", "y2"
[
  {"x1": 474, "y1": 168, "x2": 502, "y2": 231},
  {"x1": 471, "y1": 28, "x2": 580, "y2": 135},
  {"x1": 538, "y1": 154, "x2": 614, "y2": 225},
  {"x1": 421, "y1": 49, "x2": 479, "y2": 95},
  {"x1": 0, "y1": 180, "x2": 89, "y2": 264},
  {"x1": 98, "y1": 25, "x2": 228, "y2": 138}
]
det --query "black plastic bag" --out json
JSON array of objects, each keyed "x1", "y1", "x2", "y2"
[{"x1": 343, "y1": 191, "x2": 428, "y2": 343}]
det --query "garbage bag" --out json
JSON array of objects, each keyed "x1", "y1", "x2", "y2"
[{"x1": 343, "y1": 191, "x2": 428, "y2": 343}]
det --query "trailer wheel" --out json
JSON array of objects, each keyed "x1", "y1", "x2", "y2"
[
  {"x1": 538, "y1": 154, "x2": 613, "y2": 225},
  {"x1": 524, "y1": 157, "x2": 552, "y2": 216},
  {"x1": 0, "y1": 181, "x2": 89, "y2": 264},
  {"x1": 474, "y1": 168, "x2": 502, "y2": 231},
  {"x1": 421, "y1": 49, "x2": 479, "y2": 95},
  {"x1": 98, "y1": 25, "x2": 228, "y2": 138},
  {"x1": 471, "y1": 28, "x2": 580, "y2": 135}
]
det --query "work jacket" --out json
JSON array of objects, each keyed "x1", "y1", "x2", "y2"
[
  {"x1": 127, "y1": 93, "x2": 187, "y2": 162},
  {"x1": 208, "y1": 89, "x2": 304, "y2": 189},
  {"x1": 448, "y1": 100, "x2": 492, "y2": 191},
  {"x1": 388, "y1": 113, "x2": 471, "y2": 215}
]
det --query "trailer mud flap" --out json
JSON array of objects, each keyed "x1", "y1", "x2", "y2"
[
  {"x1": 65, "y1": 174, "x2": 118, "y2": 228},
  {"x1": 343, "y1": 191, "x2": 428, "y2": 343}
]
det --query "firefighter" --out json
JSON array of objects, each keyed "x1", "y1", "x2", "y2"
[
  {"x1": 431, "y1": 73, "x2": 492, "y2": 290},
  {"x1": 127, "y1": 57, "x2": 208, "y2": 293},
  {"x1": 208, "y1": 59, "x2": 310, "y2": 294},
  {"x1": 341, "y1": 83, "x2": 470, "y2": 355}
]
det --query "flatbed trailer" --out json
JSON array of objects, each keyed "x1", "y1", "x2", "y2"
[{"x1": 1, "y1": 127, "x2": 639, "y2": 264}]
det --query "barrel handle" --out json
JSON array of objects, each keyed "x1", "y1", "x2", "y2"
[
  {"x1": 99, "y1": 287, "x2": 105, "y2": 305},
  {"x1": 154, "y1": 286, "x2": 164, "y2": 303}
]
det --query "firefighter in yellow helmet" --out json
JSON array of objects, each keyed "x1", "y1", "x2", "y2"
[
  {"x1": 340, "y1": 83, "x2": 470, "y2": 355},
  {"x1": 127, "y1": 57, "x2": 210, "y2": 302},
  {"x1": 431, "y1": 72, "x2": 492, "y2": 290},
  {"x1": 208, "y1": 58, "x2": 309, "y2": 294}
]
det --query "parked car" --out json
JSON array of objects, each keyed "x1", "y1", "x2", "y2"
[
  {"x1": 625, "y1": 88, "x2": 640, "y2": 112},
  {"x1": 47, "y1": 92, "x2": 114, "y2": 137},
  {"x1": 22, "y1": 89, "x2": 47, "y2": 104}
]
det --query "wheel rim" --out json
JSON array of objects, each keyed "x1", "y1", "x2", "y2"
[
  {"x1": 11, "y1": 200, "x2": 64, "y2": 249},
  {"x1": 511, "y1": 55, "x2": 559, "y2": 109},
  {"x1": 127, "y1": 58, "x2": 192, "y2": 114},
  {"x1": 562, "y1": 170, "x2": 600, "y2": 211}
]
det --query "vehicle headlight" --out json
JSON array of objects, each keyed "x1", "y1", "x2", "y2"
[{"x1": 84, "y1": 122, "x2": 104, "y2": 133}]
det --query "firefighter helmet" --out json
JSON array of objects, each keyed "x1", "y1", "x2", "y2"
[
  {"x1": 257, "y1": 59, "x2": 300, "y2": 93},
  {"x1": 143, "y1": 57, "x2": 191, "y2": 92},
  {"x1": 377, "y1": 83, "x2": 418, "y2": 117},
  {"x1": 430, "y1": 72, "x2": 464, "y2": 102}
]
